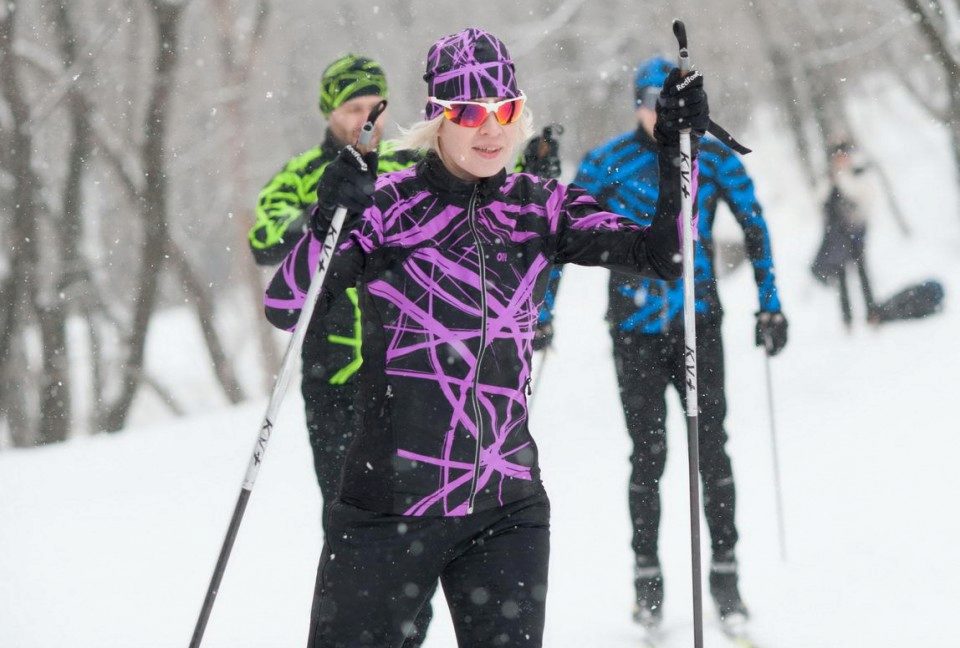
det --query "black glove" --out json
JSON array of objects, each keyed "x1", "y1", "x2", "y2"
[
  {"x1": 311, "y1": 145, "x2": 378, "y2": 237},
  {"x1": 532, "y1": 322, "x2": 554, "y2": 351},
  {"x1": 755, "y1": 311, "x2": 788, "y2": 356},
  {"x1": 654, "y1": 68, "x2": 709, "y2": 150},
  {"x1": 522, "y1": 127, "x2": 562, "y2": 179}
]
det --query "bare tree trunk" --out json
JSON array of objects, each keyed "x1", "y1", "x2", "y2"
[
  {"x1": 901, "y1": 0, "x2": 960, "y2": 194},
  {"x1": 798, "y1": 2, "x2": 855, "y2": 174},
  {"x1": 103, "y1": 0, "x2": 184, "y2": 432},
  {"x1": 85, "y1": 314, "x2": 106, "y2": 428},
  {"x1": 167, "y1": 242, "x2": 245, "y2": 403},
  {"x1": 0, "y1": 4, "x2": 69, "y2": 444},
  {"x1": 0, "y1": 4, "x2": 31, "y2": 408},
  {"x1": 35, "y1": 308, "x2": 71, "y2": 443},
  {"x1": 35, "y1": 0, "x2": 101, "y2": 443},
  {"x1": 211, "y1": 0, "x2": 279, "y2": 392},
  {"x1": 949, "y1": 118, "x2": 960, "y2": 193},
  {"x1": 0, "y1": 11, "x2": 14, "y2": 386},
  {"x1": 0, "y1": 251, "x2": 20, "y2": 422},
  {"x1": 0, "y1": 269, "x2": 22, "y2": 442},
  {"x1": 3, "y1": 336, "x2": 37, "y2": 447},
  {"x1": 53, "y1": 8, "x2": 123, "y2": 369},
  {"x1": 747, "y1": 0, "x2": 819, "y2": 187}
]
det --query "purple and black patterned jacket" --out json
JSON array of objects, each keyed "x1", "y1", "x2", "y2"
[{"x1": 265, "y1": 152, "x2": 684, "y2": 517}]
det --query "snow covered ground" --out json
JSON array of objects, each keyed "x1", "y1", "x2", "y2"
[{"x1": 3, "y1": 91, "x2": 959, "y2": 646}]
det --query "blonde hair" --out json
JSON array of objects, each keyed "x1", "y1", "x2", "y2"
[
  {"x1": 395, "y1": 107, "x2": 535, "y2": 160},
  {"x1": 395, "y1": 115, "x2": 445, "y2": 153}
]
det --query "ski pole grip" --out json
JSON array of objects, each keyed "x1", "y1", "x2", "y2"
[
  {"x1": 357, "y1": 99, "x2": 388, "y2": 152},
  {"x1": 764, "y1": 330, "x2": 775, "y2": 355},
  {"x1": 673, "y1": 20, "x2": 690, "y2": 74}
]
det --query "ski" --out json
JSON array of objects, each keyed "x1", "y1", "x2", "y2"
[
  {"x1": 637, "y1": 623, "x2": 664, "y2": 648},
  {"x1": 719, "y1": 616, "x2": 760, "y2": 648}
]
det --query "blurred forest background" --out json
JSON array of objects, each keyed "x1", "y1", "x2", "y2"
[{"x1": 1, "y1": 0, "x2": 957, "y2": 446}]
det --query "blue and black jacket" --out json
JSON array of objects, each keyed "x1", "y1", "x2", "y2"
[{"x1": 574, "y1": 127, "x2": 782, "y2": 334}]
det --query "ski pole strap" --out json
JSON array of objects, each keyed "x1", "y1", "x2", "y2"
[
  {"x1": 673, "y1": 20, "x2": 750, "y2": 155},
  {"x1": 707, "y1": 118, "x2": 751, "y2": 155}
]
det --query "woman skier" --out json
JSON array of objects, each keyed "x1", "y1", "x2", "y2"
[{"x1": 264, "y1": 27, "x2": 709, "y2": 648}]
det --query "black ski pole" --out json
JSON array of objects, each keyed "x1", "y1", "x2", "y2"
[
  {"x1": 672, "y1": 19, "x2": 705, "y2": 648},
  {"x1": 762, "y1": 334, "x2": 788, "y2": 561},
  {"x1": 187, "y1": 100, "x2": 388, "y2": 648}
]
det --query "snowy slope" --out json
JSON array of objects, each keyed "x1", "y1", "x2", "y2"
[{"x1": 3, "y1": 93, "x2": 959, "y2": 647}]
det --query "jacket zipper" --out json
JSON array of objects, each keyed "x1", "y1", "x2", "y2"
[{"x1": 466, "y1": 187, "x2": 487, "y2": 514}]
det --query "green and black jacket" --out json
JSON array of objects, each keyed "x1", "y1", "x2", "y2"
[{"x1": 249, "y1": 129, "x2": 419, "y2": 388}]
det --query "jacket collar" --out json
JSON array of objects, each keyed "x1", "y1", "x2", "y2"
[{"x1": 418, "y1": 151, "x2": 506, "y2": 204}]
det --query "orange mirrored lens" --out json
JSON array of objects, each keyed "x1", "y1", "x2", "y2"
[
  {"x1": 444, "y1": 103, "x2": 488, "y2": 128},
  {"x1": 495, "y1": 97, "x2": 525, "y2": 125}
]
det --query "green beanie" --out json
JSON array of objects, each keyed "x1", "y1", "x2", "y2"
[{"x1": 319, "y1": 54, "x2": 388, "y2": 117}]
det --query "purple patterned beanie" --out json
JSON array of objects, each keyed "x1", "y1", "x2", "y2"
[{"x1": 423, "y1": 28, "x2": 520, "y2": 119}]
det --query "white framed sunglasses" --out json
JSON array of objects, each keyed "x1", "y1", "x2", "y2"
[{"x1": 429, "y1": 94, "x2": 526, "y2": 128}]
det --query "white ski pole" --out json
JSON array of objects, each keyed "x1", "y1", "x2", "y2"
[{"x1": 673, "y1": 19, "x2": 705, "y2": 648}]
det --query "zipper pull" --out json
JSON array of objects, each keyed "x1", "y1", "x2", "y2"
[{"x1": 524, "y1": 376, "x2": 532, "y2": 395}]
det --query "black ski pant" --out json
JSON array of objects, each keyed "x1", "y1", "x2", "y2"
[
  {"x1": 307, "y1": 493, "x2": 551, "y2": 648},
  {"x1": 611, "y1": 321, "x2": 738, "y2": 562},
  {"x1": 302, "y1": 377, "x2": 433, "y2": 647}
]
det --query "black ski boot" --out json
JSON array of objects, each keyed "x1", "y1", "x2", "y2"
[
  {"x1": 632, "y1": 556, "x2": 664, "y2": 629},
  {"x1": 709, "y1": 555, "x2": 749, "y2": 627}
]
